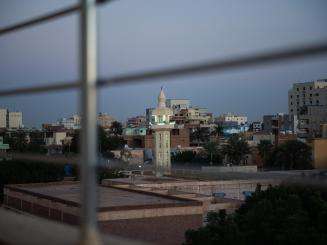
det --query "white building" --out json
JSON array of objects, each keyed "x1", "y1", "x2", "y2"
[
  {"x1": 166, "y1": 99, "x2": 190, "y2": 113},
  {"x1": 58, "y1": 114, "x2": 81, "y2": 129},
  {"x1": 44, "y1": 131, "x2": 67, "y2": 146},
  {"x1": 150, "y1": 88, "x2": 175, "y2": 177},
  {"x1": 216, "y1": 113, "x2": 247, "y2": 125},
  {"x1": 8, "y1": 111, "x2": 23, "y2": 129}
]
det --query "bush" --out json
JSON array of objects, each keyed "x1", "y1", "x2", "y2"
[{"x1": 184, "y1": 184, "x2": 327, "y2": 245}]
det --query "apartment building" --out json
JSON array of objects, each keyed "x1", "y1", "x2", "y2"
[
  {"x1": 0, "y1": 109, "x2": 23, "y2": 129},
  {"x1": 288, "y1": 79, "x2": 327, "y2": 138},
  {"x1": 215, "y1": 113, "x2": 247, "y2": 126},
  {"x1": 166, "y1": 99, "x2": 190, "y2": 113},
  {"x1": 0, "y1": 109, "x2": 6, "y2": 128},
  {"x1": 97, "y1": 113, "x2": 115, "y2": 129},
  {"x1": 262, "y1": 113, "x2": 293, "y2": 134},
  {"x1": 126, "y1": 115, "x2": 146, "y2": 127}
]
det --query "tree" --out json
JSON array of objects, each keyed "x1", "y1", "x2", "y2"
[
  {"x1": 257, "y1": 140, "x2": 273, "y2": 166},
  {"x1": 222, "y1": 134, "x2": 250, "y2": 165},
  {"x1": 267, "y1": 140, "x2": 312, "y2": 170},
  {"x1": 211, "y1": 124, "x2": 224, "y2": 142},
  {"x1": 110, "y1": 121, "x2": 123, "y2": 136},
  {"x1": 204, "y1": 141, "x2": 221, "y2": 165},
  {"x1": 190, "y1": 127, "x2": 210, "y2": 146},
  {"x1": 184, "y1": 184, "x2": 327, "y2": 245},
  {"x1": 3, "y1": 130, "x2": 28, "y2": 152}
]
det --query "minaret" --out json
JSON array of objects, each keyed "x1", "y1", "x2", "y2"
[{"x1": 150, "y1": 87, "x2": 174, "y2": 177}]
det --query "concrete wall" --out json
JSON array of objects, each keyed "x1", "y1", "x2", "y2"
[{"x1": 201, "y1": 165, "x2": 258, "y2": 173}]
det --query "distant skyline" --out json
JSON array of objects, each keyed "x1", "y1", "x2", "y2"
[{"x1": 1, "y1": 0, "x2": 327, "y2": 127}]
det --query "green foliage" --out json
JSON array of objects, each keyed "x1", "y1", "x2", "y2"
[
  {"x1": 64, "y1": 128, "x2": 125, "y2": 154},
  {"x1": 204, "y1": 141, "x2": 222, "y2": 165},
  {"x1": 172, "y1": 151, "x2": 197, "y2": 163},
  {"x1": 266, "y1": 140, "x2": 312, "y2": 170},
  {"x1": 185, "y1": 184, "x2": 327, "y2": 245},
  {"x1": 257, "y1": 140, "x2": 273, "y2": 165},
  {"x1": 3, "y1": 131, "x2": 28, "y2": 152},
  {"x1": 110, "y1": 121, "x2": 123, "y2": 136},
  {"x1": 222, "y1": 134, "x2": 250, "y2": 165},
  {"x1": 190, "y1": 127, "x2": 210, "y2": 145}
]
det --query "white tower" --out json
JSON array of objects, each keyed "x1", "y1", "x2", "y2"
[{"x1": 150, "y1": 88, "x2": 174, "y2": 177}]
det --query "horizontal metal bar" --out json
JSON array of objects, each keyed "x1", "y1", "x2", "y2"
[
  {"x1": 0, "y1": 82, "x2": 79, "y2": 97},
  {"x1": 0, "y1": 0, "x2": 112, "y2": 36},
  {"x1": 98, "y1": 41, "x2": 327, "y2": 87},
  {"x1": 0, "y1": 41, "x2": 327, "y2": 97}
]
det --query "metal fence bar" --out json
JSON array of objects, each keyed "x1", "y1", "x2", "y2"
[
  {"x1": 98, "y1": 41, "x2": 327, "y2": 87},
  {"x1": 0, "y1": 0, "x2": 112, "y2": 36},
  {"x1": 1, "y1": 41, "x2": 327, "y2": 97},
  {"x1": 79, "y1": 0, "x2": 100, "y2": 244},
  {"x1": 0, "y1": 82, "x2": 79, "y2": 97}
]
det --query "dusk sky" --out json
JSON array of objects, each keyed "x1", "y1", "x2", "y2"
[{"x1": 1, "y1": 0, "x2": 327, "y2": 127}]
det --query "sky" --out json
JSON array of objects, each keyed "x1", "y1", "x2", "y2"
[{"x1": 0, "y1": 0, "x2": 327, "y2": 127}]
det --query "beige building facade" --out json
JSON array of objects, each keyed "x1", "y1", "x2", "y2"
[
  {"x1": 8, "y1": 111, "x2": 23, "y2": 129},
  {"x1": 0, "y1": 108, "x2": 7, "y2": 128}
]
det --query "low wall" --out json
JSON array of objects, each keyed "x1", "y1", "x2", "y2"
[{"x1": 201, "y1": 165, "x2": 257, "y2": 173}]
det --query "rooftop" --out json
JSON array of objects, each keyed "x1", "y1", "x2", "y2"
[{"x1": 6, "y1": 181, "x2": 200, "y2": 211}]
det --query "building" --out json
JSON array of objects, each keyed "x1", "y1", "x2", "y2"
[
  {"x1": 44, "y1": 130, "x2": 68, "y2": 146},
  {"x1": 288, "y1": 79, "x2": 327, "y2": 138},
  {"x1": 288, "y1": 79, "x2": 327, "y2": 115},
  {"x1": 0, "y1": 109, "x2": 23, "y2": 129},
  {"x1": 310, "y1": 138, "x2": 327, "y2": 169},
  {"x1": 97, "y1": 113, "x2": 115, "y2": 129},
  {"x1": 0, "y1": 108, "x2": 7, "y2": 128},
  {"x1": 251, "y1": 121, "x2": 262, "y2": 133},
  {"x1": 150, "y1": 88, "x2": 175, "y2": 176},
  {"x1": 4, "y1": 182, "x2": 202, "y2": 245},
  {"x1": 58, "y1": 114, "x2": 81, "y2": 130},
  {"x1": 166, "y1": 99, "x2": 190, "y2": 113},
  {"x1": 216, "y1": 113, "x2": 247, "y2": 126},
  {"x1": 298, "y1": 105, "x2": 327, "y2": 138},
  {"x1": 8, "y1": 111, "x2": 23, "y2": 129},
  {"x1": 0, "y1": 136, "x2": 10, "y2": 160},
  {"x1": 126, "y1": 115, "x2": 146, "y2": 128},
  {"x1": 262, "y1": 113, "x2": 293, "y2": 134}
]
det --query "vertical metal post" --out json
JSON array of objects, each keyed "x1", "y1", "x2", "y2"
[{"x1": 80, "y1": 0, "x2": 100, "y2": 244}]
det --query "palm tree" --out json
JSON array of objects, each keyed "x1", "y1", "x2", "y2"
[
  {"x1": 222, "y1": 134, "x2": 250, "y2": 165},
  {"x1": 204, "y1": 141, "x2": 218, "y2": 165},
  {"x1": 211, "y1": 124, "x2": 224, "y2": 143}
]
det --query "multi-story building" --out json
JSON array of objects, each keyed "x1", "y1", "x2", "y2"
[
  {"x1": 215, "y1": 113, "x2": 247, "y2": 126},
  {"x1": 288, "y1": 79, "x2": 327, "y2": 115},
  {"x1": 166, "y1": 99, "x2": 190, "y2": 113},
  {"x1": 262, "y1": 113, "x2": 293, "y2": 134},
  {"x1": 97, "y1": 113, "x2": 115, "y2": 129},
  {"x1": 58, "y1": 114, "x2": 81, "y2": 130},
  {"x1": 8, "y1": 111, "x2": 23, "y2": 129},
  {"x1": 0, "y1": 109, "x2": 7, "y2": 128},
  {"x1": 126, "y1": 115, "x2": 146, "y2": 128},
  {"x1": 251, "y1": 121, "x2": 262, "y2": 133},
  {"x1": 288, "y1": 79, "x2": 327, "y2": 138},
  {"x1": 0, "y1": 109, "x2": 23, "y2": 129}
]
